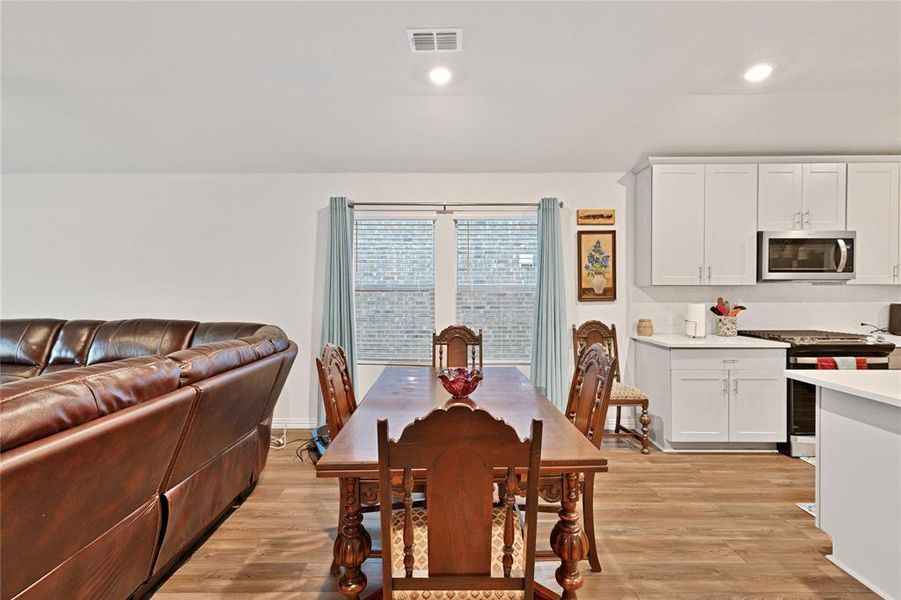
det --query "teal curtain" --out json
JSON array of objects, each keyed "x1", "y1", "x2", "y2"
[
  {"x1": 530, "y1": 197, "x2": 567, "y2": 411},
  {"x1": 319, "y1": 196, "x2": 357, "y2": 426}
]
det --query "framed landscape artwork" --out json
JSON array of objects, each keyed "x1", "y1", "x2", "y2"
[{"x1": 578, "y1": 231, "x2": 616, "y2": 301}]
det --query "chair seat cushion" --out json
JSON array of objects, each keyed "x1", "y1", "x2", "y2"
[
  {"x1": 389, "y1": 506, "x2": 525, "y2": 599},
  {"x1": 610, "y1": 382, "x2": 648, "y2": 401}
]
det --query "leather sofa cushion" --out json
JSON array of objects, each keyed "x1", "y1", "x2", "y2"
[
  {"x1": 1, "y1": 365, "x2": 42, "y2": 384},
  {"x1": 167, "y1": 336, "x2": 275, "y2": 387},
  {"x1": 11, "y1": 501, "x2": 162, "y2": 600},
  {"x1": 46, "y1": 320, "x2": 104, "y2": 372},
  {"x1": 0, "y1": 356, "x2": 179, "y2": 451},
  {"x1": 154, "y1": 431, "x2": 257, "y2": 572},
  {"x1": 1, "y1": 386, "x2": 194, "y2": 599},
  {"x1": 164, "y1": 354, "x2": 282, "y2": 486},
  {"x1": 192, "y1": 322, "x2": 289, "y2": 352},
  {"x1": 87, "y1": 319, "x2": 198, "y2": 365},
  {"x1": 0, "y1": 318, "x2": 65, "y2": 366}
]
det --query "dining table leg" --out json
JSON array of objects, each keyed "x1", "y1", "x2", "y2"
[
  {"x1": 334, "y1": 477, "x2": 372, "y2": 600},
  {"x1": 549, "y1": 472, "x2": 589, "y2": 599}
]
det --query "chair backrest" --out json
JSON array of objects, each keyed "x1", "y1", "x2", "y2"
[
  {"x1": 377, "y1": 404, "x2": 541, "y2": 598},
  {"x1": 316, "y1": 344, "x2": 357, "y2": 440},
  {"x1": 564, "y1": 343, "x2": 616, "y2": 448},
  {"x1": 432, "y1": 325, "x2": 483, "y2": 370},
  {"x1": 572, "y1": 320, "x2": 620, "y2": 382}
]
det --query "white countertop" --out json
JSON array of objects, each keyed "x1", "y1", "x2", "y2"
[
  {"x1": 786, "y1": 370, "x2": 901, "y2": 408},
  {"x1": 631, "y1": 333, "x2": 790, "y2": 349}
]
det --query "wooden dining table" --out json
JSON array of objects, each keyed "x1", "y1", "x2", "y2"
[{"x1": 315, "y1": 366, "x2": 608, "y2": 600}]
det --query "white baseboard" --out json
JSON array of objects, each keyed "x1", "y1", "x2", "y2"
[{"x1": 272, "y1": 418, "x2": 317, "y2": 429}]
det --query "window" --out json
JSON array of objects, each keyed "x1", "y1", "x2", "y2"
[
  {"x1": 456, "y1": 219, "x2": 538, "y2": 362},
  {"x1": 354, "y1": 219, "x2": 435, "y2": 362}
]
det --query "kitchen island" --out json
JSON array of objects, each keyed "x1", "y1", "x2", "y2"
[{"x1": 786, "y1": 370, "x2": 901, "y2": 600}]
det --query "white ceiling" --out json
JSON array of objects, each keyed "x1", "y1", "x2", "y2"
[{"x1": 2, "y1": 1, "x2": 899, "y2": 173}]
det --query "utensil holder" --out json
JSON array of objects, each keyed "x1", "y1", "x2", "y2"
[{"x1": 715, "y1": 316, "x2": 738, "y2": 337}]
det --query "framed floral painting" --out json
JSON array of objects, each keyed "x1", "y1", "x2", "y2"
[{"x1": 578, "y1": 231, "x2": 616, "y2": 301}]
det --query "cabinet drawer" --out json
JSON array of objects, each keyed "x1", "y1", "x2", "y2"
[{"x1": 671, "y1": 349, "x2": 785, "y2": 371}]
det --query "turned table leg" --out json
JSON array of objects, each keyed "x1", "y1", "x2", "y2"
[
  {"x1": 640, "y1": 400, "x2": 651, "y2": 454},
  {"x1": 549, "y1": 472, "x2": 589, "y2": 599},
  {"x1": 334, "y1": 477, "x2": 371, "y2": 600}
]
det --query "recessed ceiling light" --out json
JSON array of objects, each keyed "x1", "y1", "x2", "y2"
[
  {"x1": 744, "y1": 64, "x2": 774, "y2": 82},
  {"x1": 429, "y1": 66, "x2": 453, "y2": 86}
]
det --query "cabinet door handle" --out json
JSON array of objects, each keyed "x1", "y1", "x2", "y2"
[
  {"x1": 733, "y1": 378, "x2": 738, "y2": 394},
  {"x1": 722, "y1": 378, "x2": 728, "y2": 397},
  {"x1": 707, "y1": 265, "x2": 712, "y2": 281},
  {"x1": 698, "y1": 265, "x2": 703, "y2": 283},
  {"x1": 894, "y1": 264, "x2": 899, "y2": 282},
  {"x1": 793, "y1": 211, "x2": 801, "y2": 229},
  {"x1": 802, "y1": 209, "x2": 810, "y2": 228}
]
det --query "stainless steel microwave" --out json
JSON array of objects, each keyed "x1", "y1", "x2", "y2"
[{"x1": 758, "y1": 231, "x2": 856, "y2": 281}]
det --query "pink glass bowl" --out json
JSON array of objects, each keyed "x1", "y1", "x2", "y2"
[{"x1": 437, "y1": 368, "x2": 483, "y2": 398}]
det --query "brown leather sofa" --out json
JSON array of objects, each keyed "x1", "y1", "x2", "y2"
[{"x1": 0, "y1": 319, "x2": 297, "y2": 600}]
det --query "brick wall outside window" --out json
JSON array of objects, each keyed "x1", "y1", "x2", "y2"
[
  {"x1": 456, "y1": 219, "x2": 538, "y2": 363},
  {"x1": 353, "y1": 217, "x2": 537, "y2": 364},
  {"x1": 354, "y1": 219, "x2": 435, "y2": 361}
]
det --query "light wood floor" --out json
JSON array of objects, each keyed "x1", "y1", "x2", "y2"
[{"x1": 155, "y1": 433, "x2": 876, "y2": 599}]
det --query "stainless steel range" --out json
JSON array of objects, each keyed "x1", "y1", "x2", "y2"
[{"x1": 739, "y1": 330, "x2": 895, "y2": 456}]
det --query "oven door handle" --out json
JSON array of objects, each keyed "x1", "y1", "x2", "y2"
[{"x1": 835, "y1": 239, "x2": 848, "y2": 273}]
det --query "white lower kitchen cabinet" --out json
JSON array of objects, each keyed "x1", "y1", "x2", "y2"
[
  {"x1": 728, "y1": 370, "x2": 786, "y2": 442},
  {"x1": 670, "y1": 369, "x2": 729, "y2": 441},
  {"x1": 631, "y1": 335, "x2": 788, "y2": 451}
]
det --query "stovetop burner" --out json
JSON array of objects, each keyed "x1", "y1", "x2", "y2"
[{"x1": 740, "y1": 329, "x2": 895, "y2": 352}]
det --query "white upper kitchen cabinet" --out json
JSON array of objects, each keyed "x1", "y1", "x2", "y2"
[
  {"x1": 758, "y1": 163, "x2": 847, "y2": 231},
  {"x1": 802, "y1": 163, "x2": 847, "y2": 230},
  {"x1": 704, "y1": 164, "x2": 758, "y2": 285},
  {"x1": 758, "y1": 163, "x2": 803, "y2": 230},
  {"x1": 640, "y1": 163, "x2": 756, "y2": 285},
  {"x1": 650, "y1": 164, "x2": 705, "y2": 285},
  {"x1": 847, "y1": 162, "x2": 900, "y2": 285},
  {"x1": 634, "y1": 156, "x2": 897, "y2": 287}
]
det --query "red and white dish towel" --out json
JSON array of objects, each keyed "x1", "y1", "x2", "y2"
[{"x1": 815, "y1": 357, "x2": 869, "y2": 370}]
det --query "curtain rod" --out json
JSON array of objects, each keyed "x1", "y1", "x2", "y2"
[{"x1": 347, "y1": 201, "x2": 563, "y2": 209}]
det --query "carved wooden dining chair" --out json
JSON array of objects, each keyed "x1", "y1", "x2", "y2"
[
  {"x1": 317, "y1": 344, "x2": 357, "y2": 441},
  {"x1": 317, "y1": 344, "x2": 424, "y2": 575},
  {"x1": 377, "y1": 404, "x2": 542, "y2": 599},
  {"x1": 317, "y1": 344, "x2": 368, "y2": 574},
  {"x1": 432, "y1": 325, "x2": 483, "y2": 371},
  {"x1": 528, "y1": 343, "x2": 615, "y2": 573},
  {"x1": 572, "y1": 320, "x2": 651, "y2": 454}
]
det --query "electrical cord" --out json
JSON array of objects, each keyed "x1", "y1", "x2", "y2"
[
  {"x1": 269, "y1": 426, "x2": 311, "y2": 451},
  {"x1": 269, "y1": 425, "x2": 289, "y2": 449},
  {"x1": 295, "y1": 443, "x2": 315, "y2": 463},
  {"x1": 269, "y1": 426, "x2": 323, "y2": 463}
]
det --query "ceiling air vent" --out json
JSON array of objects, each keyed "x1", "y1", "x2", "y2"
[{"x1": 407, "y1": 28, "x2": 462, "y2": 53}]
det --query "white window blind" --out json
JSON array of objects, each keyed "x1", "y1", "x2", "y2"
[
  {"x1": 354, "y1": 219, "x2": 435, "y2": 362},
  {"x1": 456, "y1": 219, "x2": 538, "y2": 363}
]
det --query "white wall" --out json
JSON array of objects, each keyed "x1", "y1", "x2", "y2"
[
  {"x1": 628, "y1": 283, "x2": 899, "y2": 337},
  {"x1": 1, "y1": 172, "x2": 628, "y2": 427}
]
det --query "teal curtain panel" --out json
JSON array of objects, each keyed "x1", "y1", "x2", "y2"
[
  {"x1": 319, "y1": 196, "x2": 357, "y2": 426},
  {"x1": 530, "y1": 197, "x2": 567, "y2": 411}
]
